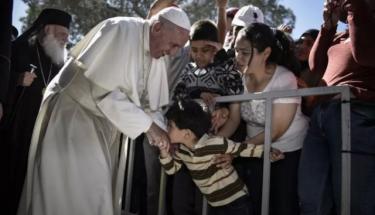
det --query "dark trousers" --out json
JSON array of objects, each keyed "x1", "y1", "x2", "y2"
[
  {"x1": 236, "y1": 150, "x2": 301, "y2": 215},
  {"x1": 209, "y1": 195, "x2": 253, "y2": 215},
  {"x1": 299, "y1": 100, "x2": 375, "y2": 215},
  {"x1": 172, "y1": 165, "x2": 203, "y2": 215},
  {"x1": 143, "y1": 136, "x2": 162, "y2": 215}
]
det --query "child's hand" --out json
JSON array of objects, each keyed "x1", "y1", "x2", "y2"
[
  {"x1": 211, "y1": 107, "x2": 229, "y2": 134},
  {"x1": 200, "y1": 92, "x2": 219, "y2": 108},
  {"x1": 158, "y1": 140, "x2": 170, "y2": 150},
  {"x1": 158, "y1": 141, "x2": 170, "y2": 158},
  {"x1": 270, "y1": 148, "x2": 285, "y2": 162},
  {"x1": 213, "y1": 154, "x2": 233, "y2": 169}
]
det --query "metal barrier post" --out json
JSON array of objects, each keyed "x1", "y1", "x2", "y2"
[
  {"x1": 158, "y1": 170, "x2": 167, "y2": 215},
  {"x1": 261, "y1": 98, "x2": 273, "y2": 215},
  {"x1": 202, "y1": 197, "x2": 208, "y2": 215},
  {"x1": 341, "y1": 88, "x2": 351, "y2": 215}
]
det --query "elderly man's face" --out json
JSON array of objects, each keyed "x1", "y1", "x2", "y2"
[
  {"x1": 150, "y1": 20, "x2": 189, "y2": 59},
  {"x1": 42, "y1": 24, "x2": 69, "y2": 65},
  {"x1": 44, "y1": 24, "x2": 69, "y2": 47}
]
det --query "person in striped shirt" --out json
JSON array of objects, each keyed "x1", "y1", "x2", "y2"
[{"x1": 158, "y1": 99, "x2": 284, "y2": 215}]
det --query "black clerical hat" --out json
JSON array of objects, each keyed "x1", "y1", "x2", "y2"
[
  {"x1": 33, "y1": 8, "x2": 71, "y2": 29},
  {"x1": 15, "y1": 8, "x2": 71, "y2": 42}
]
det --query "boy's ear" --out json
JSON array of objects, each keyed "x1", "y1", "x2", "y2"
[{"x1": 184, "y1": 129, "x2": 195, "y2": 139}]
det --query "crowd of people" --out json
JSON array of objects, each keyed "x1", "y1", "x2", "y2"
[{"x1": 0, "y1": 0, "x2": 374, "y2": 215}]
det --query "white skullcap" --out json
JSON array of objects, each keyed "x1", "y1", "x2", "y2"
[
  {"x1": 232, "y1": 5, "x2": 264, "y2": 27},
  {"x1": 157, "y1": 7, "x2": 191, "y2": 31}
]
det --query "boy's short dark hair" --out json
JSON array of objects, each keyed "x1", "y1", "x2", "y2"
[
  {"x1": 166, "y1": 100, "x2": 212, "y2": 139},
  {"x1": 190, "y1": 19, "x2": 219, "y2": 43}
]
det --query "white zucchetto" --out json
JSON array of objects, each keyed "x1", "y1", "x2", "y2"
[{"x1": 157, "y1": 7, "x2": 191, "y2": 31}]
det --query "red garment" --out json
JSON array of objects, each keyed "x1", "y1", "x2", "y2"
[{"x1": 309, "y1": 0, "x2": 375, "y2": 102}]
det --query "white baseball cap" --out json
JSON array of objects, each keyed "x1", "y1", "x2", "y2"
[{"x1": 232, "y1": 5, "x2": 264, "y2": 27}]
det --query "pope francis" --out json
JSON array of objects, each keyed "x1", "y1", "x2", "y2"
[{"x1": 17, "y1": 7, "x2": 190, "y2": 215}]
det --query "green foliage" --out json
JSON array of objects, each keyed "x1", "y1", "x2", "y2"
[{"x1": 20, "y1": 0, "x2": 295, "y2": 44}]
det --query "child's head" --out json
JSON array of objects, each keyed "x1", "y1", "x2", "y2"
[
  {"x1": 165, "y1": 100, "x2": 211, "y2": 144},
  {"x1": 190, "y1": 20, "x2": 220, "y2": 68}
]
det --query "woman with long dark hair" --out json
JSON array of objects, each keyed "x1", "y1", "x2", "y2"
[{"x1": 234, "y1": 23, "x2": 308, "y2": 215}]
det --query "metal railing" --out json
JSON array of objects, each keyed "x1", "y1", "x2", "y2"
[{"x1": 121, "y1": 86, "x2": 352, "y2": 215}]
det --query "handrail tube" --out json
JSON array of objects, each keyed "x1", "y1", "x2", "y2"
[
  {"x1": 216, "y1": 86, "x2": 349, "y2": 103},
  {"x1": 158, "y1": 171, "x2": 167, "y2": 215}
]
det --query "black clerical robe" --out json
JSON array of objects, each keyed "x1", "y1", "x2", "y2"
[{"x1": 3, "y1": 38, "x2": 61, "y2": 214}]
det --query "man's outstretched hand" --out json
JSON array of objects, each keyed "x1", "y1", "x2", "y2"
[{"x1": 146, "y1": 122, "x2": 170, "y2": 147}]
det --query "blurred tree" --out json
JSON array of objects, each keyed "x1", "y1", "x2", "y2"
[{"x1": 20, "y1": 0, "x2": 295, "y2": 44}]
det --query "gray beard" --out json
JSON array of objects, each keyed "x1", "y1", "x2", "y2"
[{"x1": 41, "y1": 34, "x2": 66, "y2": 65}]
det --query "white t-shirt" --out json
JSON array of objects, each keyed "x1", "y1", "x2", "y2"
[{"x1": 240, "y1": 66, "x2": 309, "y2": 152}]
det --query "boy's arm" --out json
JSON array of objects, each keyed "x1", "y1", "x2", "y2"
[
  {"x1": 159, "y1": 144, "x2": 183, "y2": 175},
  {"x1": 225, "y1": 138, "x2": 284, "y2": 161},
  {"x1": 213, "y1": 138, "x2": 284, "y2": 167},
  {"x1": 223, "y1": 137, "x2": 263, "y2": 158}
]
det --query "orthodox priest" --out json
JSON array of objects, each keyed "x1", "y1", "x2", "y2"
[
  {"x1": 0, "y1": 0, "x2": 13, "y2": 122},
  {"x1": 3, "y1": 8, "x2": 71, "y2": 215},
  {"x1": 17, "y1": 7, "x2": 190, "y2": 215}
]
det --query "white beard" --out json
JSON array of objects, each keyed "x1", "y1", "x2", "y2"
[{"x1": 41, "y1": 34, "x2": 67, "y2": 65}]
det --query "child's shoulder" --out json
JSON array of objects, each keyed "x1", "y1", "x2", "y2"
[
  {"x1": 204, "y1": 134, "x2": 225, "y2": 145},
  {"x1": 204, "y1": 134, "x2": 238, "y2": 145}
]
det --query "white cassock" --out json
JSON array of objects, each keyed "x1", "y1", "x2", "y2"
[{"x1": 18, "y1": 17, "x2": 169, "y2": 215}]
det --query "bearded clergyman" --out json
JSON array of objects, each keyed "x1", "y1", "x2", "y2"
[{"x1": 2, "y1": 8, "x2": 71, "y2": 215}]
